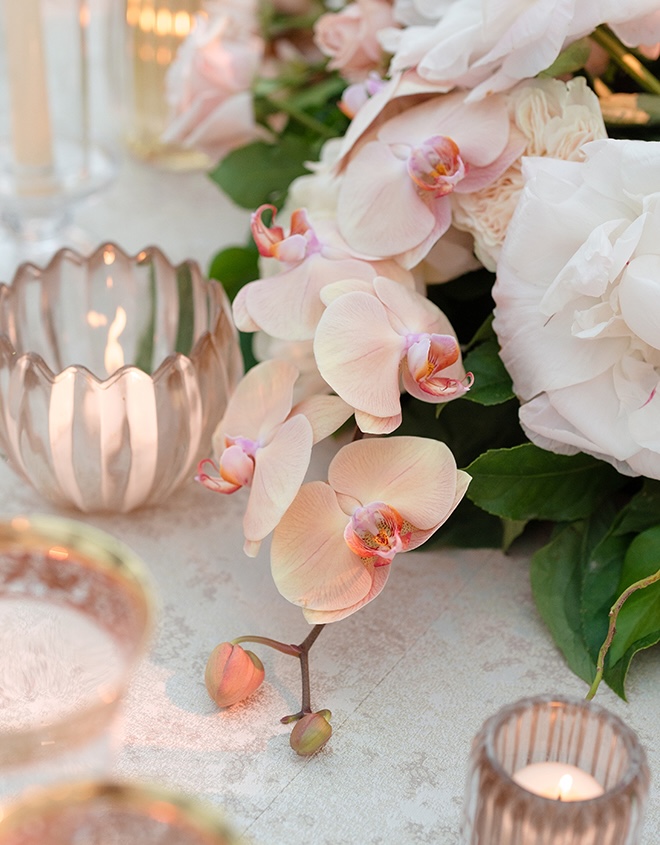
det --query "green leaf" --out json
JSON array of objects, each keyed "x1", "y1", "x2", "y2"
[
  {"x1": 501, "y1": 518, "x2": 528, "y2": 552},
  {"x1": 538, "y1": 38, "x2": 591, "y2": 78},
  {"x1": 613, "y1": 479, "x2": 660, "y2": 535},
  {"x1": 531, "y1": 523, "x2": 598, "y2": 684},
  {"x1": 396, "y1": 395, "x2": 525, "y2": 469},
  {"x1": 580, "y1": 530, "x2": 629, "y2": 660},
  {"x1": 606, "y1": 528, "x2": 660, "y2": 669},
  {"x1": 208, "y1": 245, "x2": 260, "y2": 302},
  {"x1": 209, "y1": 135, "x2": 315, "y2": 210},
  {"x1": 427, "y1": 496, "x2": 503, "y2": 549},
  {"x1": 466, "y1": 444, "x2": 628, "y2": 522},
  {"x1": 462, "y1": 340, "x2": 514, "y2": 405}
]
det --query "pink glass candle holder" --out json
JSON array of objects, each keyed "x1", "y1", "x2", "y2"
[
  {"x1": 461, "y1": 694, "x2": 649, "y2": 845},
  {"x1": 0, "y1": 243, "x2": 242, "y2": 512},
  {"x1": 0, "y1": 780, "x2": 240, "y2": 844}
]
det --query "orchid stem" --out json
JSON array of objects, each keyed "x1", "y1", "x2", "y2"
[
  {"x1": 230, "y1": 635, "x2": 300, "y2": 658},
  {"x1": 281, "y1": 624, "x2": 326, "y2": 723},
  {"x1": 591, "y1": 26, "x2": 660, "y2": 96},
  {"x1": 585, "y1": 567, "x2": 660, "y2": 700}
]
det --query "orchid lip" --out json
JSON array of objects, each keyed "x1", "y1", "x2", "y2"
[
  {"x1": 407, "y1": 135, "x2": 466, "y2": 197},
  {"x1": 343, "y1": 501, "x2": 409, "y2": 563}
]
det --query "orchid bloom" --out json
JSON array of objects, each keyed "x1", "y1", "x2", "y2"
[
  {"x1": 336, "y1": 89, "x2": 525, "y2": 268},
  {"x1": 271, "y1": 436, "x2": 470, "y2": 623},
  {"x1": 314, "y1": 275, "x2": 472, "y2": 433},
  {"x1": 197, "y1": 359, "x2": 352, "y2": 556},
  {"x1": 232, "y1": 205, "x2": 413, "y2": 341}
]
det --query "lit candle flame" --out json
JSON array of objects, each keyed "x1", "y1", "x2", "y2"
[
  {"x1": 104, "y1": 306, "x2": 127, "y2": 375},
  {"x1": 557, "y1": 773, "x2": 574, "y2": 801}
]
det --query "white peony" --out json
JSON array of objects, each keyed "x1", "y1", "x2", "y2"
[
  {"x1": 452, "y1": 77, "x2": 606, "y2": 270},
  {"x1": 381, "y1": 0, "x2": 660, "y2": 100},
  {"x1": 493, "y1": 139, "x2": 660, "y2": 480}
]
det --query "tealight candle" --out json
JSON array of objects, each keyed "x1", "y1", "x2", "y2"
[
  {"x1": 461, "y1": 695, "x2": 649, "y2": 845},
  {"x1": 513, "y1": 761, "x2": 604, "y2": 801}
]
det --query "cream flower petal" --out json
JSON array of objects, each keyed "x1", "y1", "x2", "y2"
[
  {"x1": 243, "y1": 414, "x2": 314, "y2": 557},
  {"x1": 290, "y1": 394, "x2": 354, "y2": 443},
  {"x1": 238, "y1": 255, "x2": 378, "y2": 341},
  {"x1": 314, "y1": 290, "x2": 404, "y2": 417},
  {"x1": 213, "y1": 360, "x2": 297, "y2": 453},
  {"x1": 373, "y1": 275, "x2": 454, "y2": 336},
  {"x1": 271, "y1": 481, "x2": 373, "y2": 610},
  {"x1": 328, "y1": 436, "x2": 460, "y2": 530},
  {"x1": 405, "y1": 469, "x2": 471, "y2": 550},
  {"x1": 302, "y1": 564, "x2": 390, "y2": 624},
  {"x1": 338, "y1": 142, "x2": 436, "y2": 257},
  {"x1": 354, "y1": 408, "x2": 402, "y2": 434}
]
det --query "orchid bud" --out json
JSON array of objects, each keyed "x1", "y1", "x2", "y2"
[
  {"x1": 204, "y1": 642, "x2": 265, "y2": 708},
  {"x1": 289, "y1": 710, "x2": 332, "y2": 756}
]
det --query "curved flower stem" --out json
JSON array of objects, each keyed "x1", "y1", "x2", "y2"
[
  {"x1": 281, "y1": 624, "x2": 326, "y2": 723},
  {"x1": 230, "y1": 635, "x2": 300, "y2": 658},
  {"x1": 585, "y1": 567, "x2": 660, "y2": 700},
  {"x1": 231, "y1": 627, "x2": 327, "y2": 721},
  {"x1": 591, "y1": 26, "x2": 660, "y2": 96}
]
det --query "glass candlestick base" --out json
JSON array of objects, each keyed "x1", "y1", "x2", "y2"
[{"x1": 461, "y1": 695, "x2": 650, "y2": 845}]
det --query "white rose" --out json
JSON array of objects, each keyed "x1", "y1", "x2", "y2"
[
  {"x1": 452, "y1": 77, "x2": 606, "y2": 270},
  {"x1": 493, "y1": 139, "x2": 660, "y2": 480},
  {"x1": 381, "y1": 0, "x2": 660, "y2": 100}
]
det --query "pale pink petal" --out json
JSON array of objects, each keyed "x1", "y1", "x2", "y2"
[
  {"x1": 404, "y1": 469, "x2": 471, "y2": 550},
  {"x1": 218, "y1": 444, "x2": 254, "y2": 487},
  {"x1": 271, "y1": 481, "x2": 373, "y2": 610},
  {"x1": 455, "y1": 127, "x2": 526, "y2": 193},
  {"x1": 290, "y1": 395, "x2": 354, "y2": 443},
  {"x1": 320, "y1": 277, "x2": 376, "y2": 307},
  {"x1": 302, "y1": 563, "x2": 389, "y2": 623},
  {"x1": 373, "y1": 276, "x2": 453, "y2": 336},
  {"x1": 196, "y1": 458, "x2": 241, "y2": 494},
  {"x1": 243, "y1": 415, "x2": 314, "y2": 556},
  {"x1": 213, "y1": 360, "x2": 297, "y2": 451},
  {"x1": 232, "y1": 286, "x2": 260, "y2": 332},
  {"x1": 354, "y1": 408, "x2": 402, "y2": 434},
  {"x1": 328, "y1": 436, "x2": 460, "y2": 530},
  {"x1": 314, "y1": 290, "x2": 404, "y2": 417},
  {"x1": 338, "y1": 142, "x2": 436, "y2": 257},
  {"x1": 240, "y1": 254, "x2": 378, "y2": 341}
]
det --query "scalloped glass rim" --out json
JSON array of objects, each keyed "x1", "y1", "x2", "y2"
[
  {"x1": 0, "y1": 242, "x2": 242, "y2": 511},
  {"x1": 0, "y1": 242, "x2": 223, "y2": 384}
]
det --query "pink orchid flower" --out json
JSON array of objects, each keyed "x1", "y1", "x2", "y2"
[
  {"x1": 337, "y1": 89, "x2": 525, "y2": 267},
  {"x1": 314, "y1": 275, "x2": 472, "y2": 434},
  {"x1": 197, "y1": 359, "x2": 352, "y2": 556},
  {"x1": 271, "y1": 436, "x2": 470, "y2": 623},
  {"x1": 232, "y1": 205, "x2": 413, "y2": 341}
]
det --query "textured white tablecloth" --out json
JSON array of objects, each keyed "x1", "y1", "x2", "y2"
[{"x1": 2, "y1": 151, "x2": 658, "y2": 844}]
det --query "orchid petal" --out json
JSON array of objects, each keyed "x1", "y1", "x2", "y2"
[
  {"x1": 290, "y1": 394, "x2": 354, "y2": 443},
  {"x1": 354, "y1": 408, "x2": 402, "y2": 434},
  {"x1": 373, "y1": 276, "x2": 454, "y2": 337},
  {"x1": 314, "y1": 290, "x2": 404, "y2": 417},
  {"x1": 251, "y1": 204, "x2": 285, "y2": 257},
  {"x1": 218, "y1": 444, "x2": 254, "y2": 488},
  {"x1": 239, "y1": 255, "x2": 378, "y2": 341},
  {"x1": 271, "y1": 481, "x2": 373, "y2": 610},
  {"x1": 328, "y1": 436, "x2": 460, "y2": 530},
  {"x1": 338, "y1": 142, "x2": 436, "y2": 257},
  {"x1": 196, "y1": 458, "x2": 241, "y2": 494},
  {"x1": 302, "y1": 564, "x2": 390, "y2": 624},
  {"x1": 404, "y1": 469, "x2": 471, "y2": 550},
  {"x1": 231, "y1": 286, "x2": 260, "y2": 332},
  {"x1": 213, "y1": 359, "x2": 297, "y2": 451},
  {"x1": 243, "y1": 415, "x2": 314, "y2": 556},
  {"x1": 320, "y1": 277, "x2": 376, "y2": 307}
]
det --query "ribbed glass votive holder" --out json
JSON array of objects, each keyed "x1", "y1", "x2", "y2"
[{"x1": 461, "y1": 694, "x2": 649, "y2": 845}]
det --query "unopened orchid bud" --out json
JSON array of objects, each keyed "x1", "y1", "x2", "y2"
[
  {"x1": 289, "y1": 709, "x2": 332, "y2": 756},
  {"x1": 204, "y1": 642, "x2": 265, "y2": 708}
]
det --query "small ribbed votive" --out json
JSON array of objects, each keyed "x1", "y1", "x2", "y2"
[{"x1": 461, "y1": 694, "x2": 649, "y2": 845}]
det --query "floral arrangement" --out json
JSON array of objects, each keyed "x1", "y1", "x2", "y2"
[{"x1": 166, "y1": 0, "x2": 660, "y2": 755}]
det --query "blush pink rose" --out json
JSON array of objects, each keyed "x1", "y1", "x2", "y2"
[
  {"x1": 164, "y1": 9, "x2": 267, "y2": 161},
  {"x1": 314, "y1": 0, "x2": 396, "y2": 82}
]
